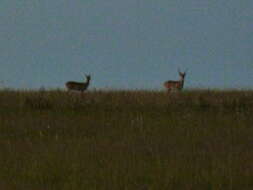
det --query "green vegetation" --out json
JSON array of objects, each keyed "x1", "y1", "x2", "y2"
[{"x1": 0, "y1": 89, "x2": 253, "y2": 189}]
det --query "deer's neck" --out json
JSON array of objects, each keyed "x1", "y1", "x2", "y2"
[
  {"x1": 180, "y1": 77, "x2": 184, "y2": 89},
  {"x1": 181, "y1": 79, "x2": 184, "y2": 88}
]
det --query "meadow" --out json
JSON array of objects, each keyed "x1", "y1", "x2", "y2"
[{"x1": 0, "y1": 89, "x2": 253, "y2": 189}]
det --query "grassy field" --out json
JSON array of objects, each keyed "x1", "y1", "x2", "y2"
[{"x1": 0, "y1": 89, "x2": 253, "y2": 189}]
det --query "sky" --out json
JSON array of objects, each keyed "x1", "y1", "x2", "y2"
[{"x1": 0, "y1": 0, "x2": 252, "y2": 90}]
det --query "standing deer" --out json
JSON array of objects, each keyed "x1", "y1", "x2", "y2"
[
  {"x1": 164, "y1": 69, "x2": 187, "y2": 92},
  {"x1": 65, "y1": 75, "x2": 91, "y2": 92}
]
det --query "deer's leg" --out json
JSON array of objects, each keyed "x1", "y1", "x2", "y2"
[{"x1": 80, "y1": 90, "x2": 85, "y2": 97}]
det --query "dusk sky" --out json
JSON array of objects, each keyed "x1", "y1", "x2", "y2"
[{"x1": 0, "y1": 0, "x2": 252, "y2": 90}]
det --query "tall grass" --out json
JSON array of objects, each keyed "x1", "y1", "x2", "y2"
[{"x1": 0, "y1": 89, "x2": 253, "y2": 189}]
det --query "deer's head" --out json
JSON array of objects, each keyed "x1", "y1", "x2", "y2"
[
  {"x1": 85, "y1": 74, "x2": 91, "y2": 82},
  {"x1": 178, "y1": 69, "x2": 187, "y2": 80}
]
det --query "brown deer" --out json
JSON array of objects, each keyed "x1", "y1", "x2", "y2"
[
  {"x1": 65, "y1": 75, "x2": 91, "y2": 92},
  {"x1": 164, "y1": 69, "x2": 187, "y2": 92}
]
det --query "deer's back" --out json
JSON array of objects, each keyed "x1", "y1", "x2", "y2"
[{"x1": 66, "y1": 81, "x2": 88, "y2": 91}]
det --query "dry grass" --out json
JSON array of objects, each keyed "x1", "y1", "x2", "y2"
[{"x1": 0, "y1": 89, "x2": 253, "y2": 189}]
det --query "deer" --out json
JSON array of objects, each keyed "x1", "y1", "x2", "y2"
[
  {"x1": 164, "y1": 69, "x2": 187, "y2": 93},
  {"x1": 65, "y1": 74, "x2": 91, "y2": 93}
]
